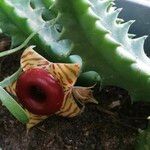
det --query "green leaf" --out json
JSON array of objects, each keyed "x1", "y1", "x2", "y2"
[
  {"x1": 0, "y1": 0, "x2": 71, "y2": 61},
  {"x1": 0, "y1": 68, "x2": 22, "y2": 88},
  {"x1": 30, "y1": 0, "x2": 56, "y2": 20},
  {"x1": 0, "y1": 87, "x2": 29, "y2": 124},
  {"x1": 30, "y1": 0, "x2": 53, "y2": 9},
  {"x1": 55, "y1": 0, "x2": 150, "y2": 102}
]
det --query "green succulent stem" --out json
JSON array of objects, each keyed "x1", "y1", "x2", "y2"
[
  {"x1": 0, "y1": 0, "x2": 71, "y2": 61},
  {"x1": 55, "y1": 0, "x2": 150, "y2": 102}
]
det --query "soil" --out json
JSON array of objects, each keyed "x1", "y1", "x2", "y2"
[{"x1": 0, "y1": 38, "x2": 150, "y2": 150}]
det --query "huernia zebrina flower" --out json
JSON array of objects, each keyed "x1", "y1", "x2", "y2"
[{"x1": 6, "y1": 46, "x2": 98, "y2": 130}]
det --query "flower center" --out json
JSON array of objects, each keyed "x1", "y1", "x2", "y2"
[
  {"x1": 16, "y1": 68, "x2": 64, "y2": 115},
  {"x1": 29, "y1": 85, "x2": 46, "y2": 101}
]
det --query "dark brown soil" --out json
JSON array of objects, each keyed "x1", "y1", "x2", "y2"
[{"x1": 0, "y1": 39, "x2": 150, "y2": 150}]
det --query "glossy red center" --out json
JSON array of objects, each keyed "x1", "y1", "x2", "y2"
[{"x1": 16, "y1": 68, "x2": 64, "y2": 115}]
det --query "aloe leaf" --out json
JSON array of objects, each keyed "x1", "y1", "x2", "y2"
[
  {"x1": 0, "y1": 0, "x2": 71, "y2": 61},
  {"x1": 30, "y1": 0, "x2": 56, "y2": 20},
  {"x1": 0, "y1": 87, "x2": 29, "y2": 123},
  {"x1": 1, "y1": 0, "x2": 150, "y2": 102},
  {"x1": 55, "y1": 0, "x2": 150, "y2": 102},
  {"x1": 30, "y1": 0, "x2": 53, "y2": 9}
]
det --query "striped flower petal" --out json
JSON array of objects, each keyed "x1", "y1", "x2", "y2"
[
  {"x1": 21, "y1": 46, "x2": 50, "y2": 72},
  {"x1": 5, "y1": 47, "x2": 82, "y2": 129},
  {"x1": 56, "y1": 91, "x2": 81, "y2": 117},
  {"x1": 47, "y1": 63, "x2": 80, "y2": 92},
  {"x1": 26, "y1": 110, "x2": 48, "y2": 130},
  {"x1": 6, "y1": 81, "x2": 17, "y2": 96},
  {"x1": 21, "y1": 47, "x2": 81, "y2": 91}
]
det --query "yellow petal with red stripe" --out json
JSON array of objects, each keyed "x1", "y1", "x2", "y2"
[
  {"x1": 26, "y1": 110, "x2": 48, "y2": 130},
  {"x1": 21, "y1": 46, "x2": 50, "y2": 72},
  {"x1": 47, "y1": 63, "x2": 80, "y2": 92},
  {"x1": 6, "y1": 81, "x2": 17, "y2": 96},
  {"x1": 56, "y1": 91, "x2": 81, "y2": 117},
  {"x1": 21, "y1": 47, "x2": 81, "y2": 92}
]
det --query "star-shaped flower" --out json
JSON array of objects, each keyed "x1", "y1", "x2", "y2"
[{"x1": 6, "y1": 46, "x2": 97, "y2": 130}]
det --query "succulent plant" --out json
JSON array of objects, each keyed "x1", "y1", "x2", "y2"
[
  {"x1": 1, "y1": 0, "x2": 150, "y2": 103},
  {"x1": 54, "y1": 0, "x2": 150, "y2": 103},
  {"x1": 0, "y1": 0, "x2": 150, "y2": 128},
  {"x1": 0, "y1": 1, "x2": 150, "y2": 149}
]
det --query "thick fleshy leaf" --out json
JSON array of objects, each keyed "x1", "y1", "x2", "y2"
[
  {"x1": 0, "y1": 0, "x2": 71, "y2": 61},
  {"x1": 0, "y1": 87, "x2": 29, "y2": 123}
]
